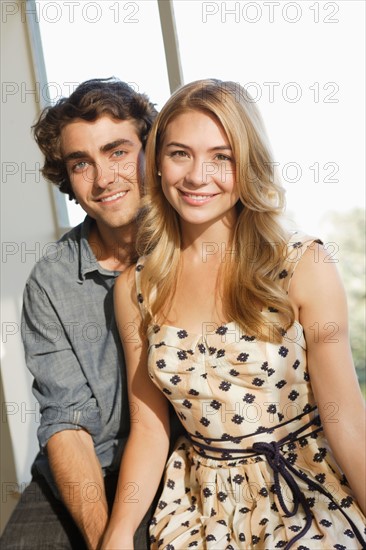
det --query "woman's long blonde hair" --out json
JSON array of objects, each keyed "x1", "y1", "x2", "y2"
[{"x1": 137, "y1": 79, "x2": 294, "y2": 342}]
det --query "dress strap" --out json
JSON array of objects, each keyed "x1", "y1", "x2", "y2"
[
  {"x1": 134, "y1": 259, "x2": 146, "y2": 320},
  {"x1": 279, "y1": 232, "x2": 323, "y2": 294}
]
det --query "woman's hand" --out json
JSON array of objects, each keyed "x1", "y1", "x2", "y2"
[{"x1": 100, "y1": 526, "x2": 134, "y2": 550}]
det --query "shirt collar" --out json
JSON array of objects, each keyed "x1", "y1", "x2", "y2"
[{"x1": 78, "y1": 215, "x2": 120, "y2": 282}]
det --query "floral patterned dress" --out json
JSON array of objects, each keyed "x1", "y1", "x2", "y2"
[{"x1": 135, "y1": 233, "x2": 366, "y2": 550}]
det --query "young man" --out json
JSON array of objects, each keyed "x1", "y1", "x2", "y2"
[{"x1": 1, "y1": 78, "x2": 158, "y2": 549}]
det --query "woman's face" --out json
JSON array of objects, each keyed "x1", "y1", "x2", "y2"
[{"x1": 159, "y1": 110, "x2": 240, "y2": 229}]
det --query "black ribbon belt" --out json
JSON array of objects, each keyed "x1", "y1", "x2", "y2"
[{"x1": 188, "y1": 409, "x2": 366, "y2": 549}]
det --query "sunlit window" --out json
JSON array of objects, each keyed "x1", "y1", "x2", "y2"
[{"x1": 173, "y1": 0, "x2": 365, "y2": 236}]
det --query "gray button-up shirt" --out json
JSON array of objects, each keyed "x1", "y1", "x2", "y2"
[{"x1": 21, "y1": 215, "x2": 129, "y2": 492}]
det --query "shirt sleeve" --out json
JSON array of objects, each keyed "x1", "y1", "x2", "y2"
[{"x1": 21, "y1": 279, "x2": 103, "y2": 450}]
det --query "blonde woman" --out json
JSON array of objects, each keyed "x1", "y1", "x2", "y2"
[{"x1": 103, "y1": 80, "x2": 365, "y2": 549}]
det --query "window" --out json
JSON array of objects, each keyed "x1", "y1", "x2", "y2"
[
  {"x1": 32, "y1": 0, "x2": 171, "y2": 226},
  {"x1": 173, "y1": 0, "x2": 365, "y2": 235}
]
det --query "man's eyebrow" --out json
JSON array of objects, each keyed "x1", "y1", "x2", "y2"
[
  {"x1": 63, "y1": 139, "x2": 136, "y2": 162},
  {"x1": 101, "y1": 138, "x2": 135, "y2": 153},
  {"x1": 64, "y1": 150, "x2": 88, "y2": 162}
]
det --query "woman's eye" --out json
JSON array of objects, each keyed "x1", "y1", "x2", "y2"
[
  {"x1": 170, "y1": 150, "x2": 189, "y2": 158},
  {"x1": 215, "y1": 154, "x2": 232, "y2": 162}
]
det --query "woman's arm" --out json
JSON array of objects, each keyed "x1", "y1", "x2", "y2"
[
  {"x1": 102, "y1": 268, "x2": 170, "y2": 549},
  {"x1": 290, "y1": 242, "x2": 365, "y2": 515}
]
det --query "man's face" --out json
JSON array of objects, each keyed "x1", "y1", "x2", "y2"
[{"x1": 61, "y1": 115, "x2": 143, "y2": 231}]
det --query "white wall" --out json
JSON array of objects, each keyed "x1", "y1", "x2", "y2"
[{"x1": 1, "y1": 0, "x2": 58, "y2": 529}]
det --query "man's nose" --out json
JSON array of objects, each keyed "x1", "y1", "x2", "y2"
[{"x1": 94, "y1": 160, "x2": 116, "y2": 188}]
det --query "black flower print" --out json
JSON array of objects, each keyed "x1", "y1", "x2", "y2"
[
  {"x1": 313, "y1": 448, "x2": 327, "y2": 462},
  {"x1": 279, "y1": 269, "x2": 288, "y2": 279},
  {"x1": 243, "y1": 393, "x2": 256, "y2": 403},
  {"x1": 217, "y1": 491, "x2": 227, "y2": 502},
  {"x1": 261, "y1": 362, "x2": 268, "y2": 371},
  {"x1": 232, "y1": 414, "x2": 244, "y2": 425},
  {"x1": 233, "y1": 474, "x2": 245, "y2": 485},
  {"x1": 200, "y1": 417, "x2": 210, "y2": 427},
  {"x1": 229, "y1": 369, "x2": 239, "y2": 376},
  {"x1": 276, "y1": 379, "x2": 287, "y2": 389},
  {"x1": 306, "y1": 497, "x2": 316, "y2": 508},
  {"x1": 208, "y1": 346, "x2": 217, "y2": 355},
  {"x1": 315, "y1": 473, "x2": 326, "y2": 484},
  {"x1": 216, "y1": 349, "x2": 225, "y2": 358},
  {"x1": 189, "y1": 389, "x2": 199, "y2": 396},
  {"x1": 182, "y1": 399, "x2": 192, "y2": 409},
  {"x1": 210, "y1": 400, "x2": 221, "y2": 410},
  {"x1": 292, "y1": 359, "x2": 300, "y2": 370},
  {"x1": 341, "y1": 496, "x2": 353, "y2": 508},
  {"x1": 163, "y1": 388, "x2": 172, "y2": 395},
  {"x1": 292, "y1": 241, "x2": 302, "y2": 248},
  {"x1": 167, "y1": 479, "x2": 175, "y2": 490},
  {"x1": 219, "y1": 381, "x2": 231, "y2": 392},
  {"x1": 252, "y1": 377, "x2": 265, "y2": 387},
  {"x1": 177, "y1": 330, "x2": 188, "y2": 339},
  {"x1": 198, "y1": 343, "x2": 206, "y2": 354},
  {"x1": 320, "y1": 519, "x2": 332, "y2": 527},
  {"x1": 216, "y1": 325, "x2": 228, "y2": 335},
  {"x1": 203, "y1": 487, "x2": 213, "y2": 498},
  {"x1": 237, "y1": 352, "x2": 249, "y2": 362},
  {"x1": 267, "y1": 404, "x2": 277, "y2": 414},
  {"x1": 170, "y1": 375, "x2": 181, "y2": 385},
  {"x1": 267, "y1": 368, "x2": 275, "y2": 376},
  {"x1": 288, "y1": 389, "x2": 299, "y2": 401},
  {"x1": 278, "y1": 346, "x2": 289, "y2": 357},
  {"x1": 156, "y1": 359, "x2": 166, "y2": 369},
  {"x1": 241, "y1": 334, "x2": 256, "y2": 342},
  {"x1": 177, "y1": 350, "x2": 188, "y2": 360}
]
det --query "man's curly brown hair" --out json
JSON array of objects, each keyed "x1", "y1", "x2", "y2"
[{"x1": 33, "y1": 77, "x2": 158, "y2": 201}]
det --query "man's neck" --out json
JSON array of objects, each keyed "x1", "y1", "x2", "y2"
[{"x1": 88, "y1": 219, "x2": 137, "y2": 273}]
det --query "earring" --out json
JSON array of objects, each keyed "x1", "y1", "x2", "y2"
[{"x1": 157, "y1": 171, "x2": 161, "y2": 176}]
